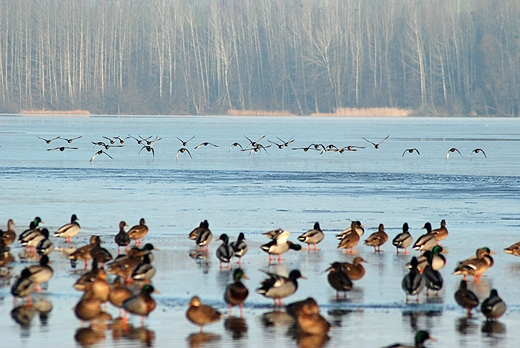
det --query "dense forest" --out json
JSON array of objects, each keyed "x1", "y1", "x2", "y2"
[{"x1": 0, "y1": 0, "x2": 519, "y2": 116}]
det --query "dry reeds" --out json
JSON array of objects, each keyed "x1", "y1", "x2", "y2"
[{"x1": 312, "y1": 107, "x2": 412, "y2": 117}]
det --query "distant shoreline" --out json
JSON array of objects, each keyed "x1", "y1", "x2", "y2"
[{"x1": 20, "y1": 110, "x2": 90, "y2": 117}]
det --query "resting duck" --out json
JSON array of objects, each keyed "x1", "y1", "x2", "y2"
[
  {"x1": 19, "y1": 217, "x2": 43, "y2": 245},
  {"x1": 430, "y1": 219, "x2": 448, "y2": 243},
  {"x1": 392, "y1": 222, "x2": 413, "y2": 254},
  {"x1": 337, "y1": 221, "x2": 361, "y2": 254},
  {"x1": 89, "y1": 236, "x2": 113, "y2": 266},
  {"x1": 11, "y1": 268, "x2": 36, "y2": 304},
  {"x1": 224, "y1": 269, "x2": 249, "y2": 317},
  {"x1": 339, "y1": 256, "x2": 367, "y2": 281},
  {"x1": 127, "y1": 218, "x2": 149, "y2": 246},
  {"x1": 364, "y1": 223, "x2": 388, "y2": 253},
  {"x1": 89, "y1": 269, "x2": 111, "y2": 305},
  {"x1": 73, "y1": 259, "x2": 102, "y2": 292},
  {"x1": 28, "y1": 254, "x2": 53, "y2": 292},
  {"x1": 114, "y1": 221, "x2": 131, "y2": 254},
  {"x1": 2, "y1": 219, "x2": 16, "y2": 247},
  {"x1": 230, "y1": 232, "x2": 248, "y2": 264},
  {"x1": 256, "y1": 269, "x2": 305, "y2": 306},
  {"x1": 453, "y1": 247, "x2": 494, "y2": 283},
  {"x1": 132, "y1": 254, "x2": 156, "y2": 284},
  {"x1": 384, "y1": 330, "x2": 435, "y2": 348},
  {"x1": 402, "y1": 257, "x2": 424, "y2": 302},
  {"x1": 122, "y1": 284, "x2": 157, "y2": 326},
  {"x1": 186, "y1": 295, "x2": 223, "y2": 332},
  {"x1": 412, "y1": 223, "x2": 437, "y2": 254},
  {"x1": 325, "y1": 262, "x2": 353, "y2": 298},
  {"x1": 336, "y1": 220, "x2": 364, "y2": 240},
  {"x1": 69, "y1": 235, "x2": 98, "y2": 269},
  {"x1": 54, "y1": 214, "x2": 81, "y2": 243},
  {"x1": 504, "y1": 241, "x2": 520, "y2": 257},
  {"x1": 297, "y1": 222, "x2": 324, "y2": 251},
  {"x1": 215, "y1": 234, "x2": 234, "y2": 269},
  {"x1": 107, "y1": 248, "x2": 142, "y2": 281},
  {"x1": 36, "y1": 228, "x2": 54, "y2": 256},
  {"x1": 74, "y1": 290, "x2": 102, "y2": 324},
  {"x1": 481, "y1": 289, "x2": 506, "y2": 321},
  {"x1": 415, "y1": 245, "x2": 446, "y2": 273},
  {"x1": 108, "y1": 277, "x2": 133, "y2": 314},
  {"x1": 296, "y1": 298, "x2": 331, "y2": 336},
  {"x1": 454, "y1": 280, "x2": 479, "y2": 317}
]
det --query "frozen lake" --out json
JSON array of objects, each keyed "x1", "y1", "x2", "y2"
[{"x1": 1, "y1": 115, "x2": 520, "y2": 347}]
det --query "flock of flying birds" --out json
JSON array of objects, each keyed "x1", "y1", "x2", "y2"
[
  {"x1": 36, "y1": 134, "x2": 489, "y2": 163},
  {"x1": 2, "y1": 213, "x2": 518, "y2": 347}
]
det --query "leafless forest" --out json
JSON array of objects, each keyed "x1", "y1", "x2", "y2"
[{"x1": 0, "y1": 0, "x2": 518, "y2": 116}]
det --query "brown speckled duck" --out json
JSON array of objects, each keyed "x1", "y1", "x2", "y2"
[
  {"x1": 364, "y1": 223, "x2": 388, "y2": 253},
  {"x1": 186, "y1": 296, "x2": 223, "y2": 332},
  {"x1": 127, "y1": 218, "x2": 149, "y2": 246}
]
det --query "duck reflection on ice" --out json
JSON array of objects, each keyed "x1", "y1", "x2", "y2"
[
  {"x1": 224, "y1": 316, "x2": 248, "y2": 339},
  {"x1": 187, "y1": 332, "x2": 221, "y2": 348},
  {"x1": 11, "y1": 298, "x2": 53, "y2": 327}
]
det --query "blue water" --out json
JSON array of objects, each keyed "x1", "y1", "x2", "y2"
[{"x1": 1, "y1": 115, "x2": 520, "y2": 347}]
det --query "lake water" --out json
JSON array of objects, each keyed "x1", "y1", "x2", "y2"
[{"x1": 1, "y1": 115, "x2": 520, "y2": 347}]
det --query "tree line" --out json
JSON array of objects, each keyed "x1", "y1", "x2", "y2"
[{"x1": 0, "y1": 0, "x2": 518, "y2": 116}]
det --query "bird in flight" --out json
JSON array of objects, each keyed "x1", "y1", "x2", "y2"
[
  {"x1": 402, "y1": 148, "x2": 420, "y2": 156},
  {"x1": 446, "y1": 147, "x2": 462, "y2": 162},
  {"x1": 229, "y1": 142, "x2": 243, "y2": 152},
  {"x1": 194, "y1": 142, "x2": 218, "y2": 149},
  {"x1": 62, "y1": 136, "x2": 82, "y2": 143},
  {"x1": 470, "y1": 148, "x2": 487, "y2": 159},
  {"x1": 37, "y1": 136, "x2": 60, "y2": 144},
  {"x1": 90, "y1": 150, "x2": 113, "y2": 162},
  {"x1": 47, "y1": 147, "x2": 77, "y2": 151},
  {"x1": 176, "y1": 136, "x2": 195, "y2": 146},
  {"x1": 363, "y1": 135, "x2": 389, "y2": 149},
  {"x1": 176, "y1": 147, "x2": 192, "y2": 161}
]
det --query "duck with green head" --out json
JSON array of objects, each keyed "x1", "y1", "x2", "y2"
[{"x1": 224, "y1": 269, "x2": 249, "y2": 317}]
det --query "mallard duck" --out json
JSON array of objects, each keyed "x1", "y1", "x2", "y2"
[
  {"x1": 453, "y1": 248, "x2": 494, "y2": 282},
  {"x1": 504, "y1": 241, "x2": 520, "y2": 257},
  {"x1": 28, "y1": 254, "x2": 53, "y2": 291},
  {"x1": 132, "y1": 254, "x2": 156, "y2": 284},
  {"x1": 188, "y1": 220, "x2": 210, "y2": 240},
  {"x1": 0, "y1": 248, "x2": 13, "y2": 272},
  {"x1": 384, "y1": 330, "x2": 435, "y2": 348},
  {"x1": 108, "y1": 277, "x2": 133, "y2": 312},
  {"x1": 215, "y1": 234, "x2": 234, "y2": 269},
  {"x1": 339, "y1": 256, "x2": 367, "y2": 281},
  {"x1": 256, "y1": 269, "x2": 305, "y2": 306},
  {"x1": 69, "y1": 235, "x2": 98, "y2": 269},
  {"x1": 2, "y1": 219, "x2": 16, "y2": 246},
  {"x1": 364, "y1": 223, "x2": 388, "y2": 253},
  {"x1": 296, "y1": 298, "x2": 331, "y2": 336},
  {"x1": 74, "y1": 290, "x2": 102, "y2": 323},
  {"x1": 54, "y1": 214, "x2": 80, "y2": 243},
  {"x1": 135, "y1": 243, "x2": 157, "y2": 262},
  {"x1": 224, "y1": 269, "x2": 249, "y2": 316},
  {"x1": 230, "y1": 232, "x2": 247, "y2": 264},
  {"x1": 89, "y1": 236, "x2": 113, "y2": 266},
  {"x1": 454, "y1": 280, "x2": 479, "y2": 317},
  {"x1": 11, "y1": 268, "x2": 36, "y2": 304},
  {"x1": 415, "y1": 245, "x2": 446, "y2": 273},
  {"x1": 431, "y1": 219, "x2": 448, "y2": 243},
  {"x1": 19, "y1": 217, "x2": 43, "y2": 244},
  {"x1": 261, "y1": 229, "x2": 291, "y2": 263},
  {"x1": 402, "y1": 257, "x2": 425, "y2": 302},
  {"x1": 392, "y1": 222, "x2": 413, "y2": 254},
  {"x1": 122, "y1": 284, "x2": 157, "y2": 326},
  {"x1": 193, "y1": 221, "x2": 212, "y2": 252},
  {"x1": 412, "y1": 223, "x2": 437, "y2": 253},
  {"x1": 73, "y1": 260, "x2": 101, "y2": 292},
  {"x1": 127, "y1": 218, "x2": 149, "y2": 246},
  {"x1": 107, "y1": 248, "x2": 142, "y2": 281},
  {"x1": 20, "y1": 222, "x2": 44, "y2": 254},
  {"x1": 186, "y1": 295, "x2": 223, "y2": 332},
  {"x1": 297, "y1": 222, "x2": 324, "y2": 251},
  {"x1": 115, "y1": 221, "x2": 130, "y2": 254},
  {"x1": 481, "y1": 289, "x2": 506, "y2": 321},
  {"x1": 337, "y1": 221, "x2": 361, "y2": 254},
  {"x1": 326, "y1": 262, "x2": 353, "y2": 298},
  {"x1": 89, "y1": 269, "x2": 111, "y2": 305},
  {"x1": 336, "y1": 220, "x2": 364, "y2": 239},
  {"x1": 36, "y1": 228, "x2": 54, "y2": 256},
  {"x1": 422, "y1": 258, "x2": 443, "y2": 296},
  {"x1": 262, "y1": 228, "x2": 284, "y2": 239}
]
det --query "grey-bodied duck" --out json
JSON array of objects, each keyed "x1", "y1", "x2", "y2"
[
  {"x1": 224, "y1": 269, "x2": 249, "y2": 317},
  {"x1": 402, "y1": 256, "x2": 425, "y2": 302},
  {"x1": 297, "y1": 222, "x2": 324, "y2": 251},
  {"x1": 392, "y1": 222, "x2": 413, "y2": 254},
  {"x1": 481, "y1": 289, "x2": 506, "y2": 321},
  {"x1": 412, "y1": 223, "x2": 437, "y2": 254},
  {"x1": 36, "y1": 228, "x2": 54, "y2": 256},
  {"x1": 54, "y1": 214, "x2": 80, "y2": 243},
  {"x1": 230, "y1": 232, "x2": 247, "y2": 264},
  {"x1": 28, "y1": 254, "x2": 53, "y2": 292},
  {"x1": 256, "y1": 269, "x2": 305, "y2": 306},
  {"x1": 11, "y1": 268, "x2": 36, "y2": 304},
  {"x1": 122, "y1": 284, "x2": 157, "y2": 326},
  {"x1": 215, "y1": 234, "x2": 234, "y2": 269}
]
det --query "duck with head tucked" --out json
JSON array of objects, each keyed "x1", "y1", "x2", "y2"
[{"x1": 122, "y1": 284, "x2": 157, "y2": 326}]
